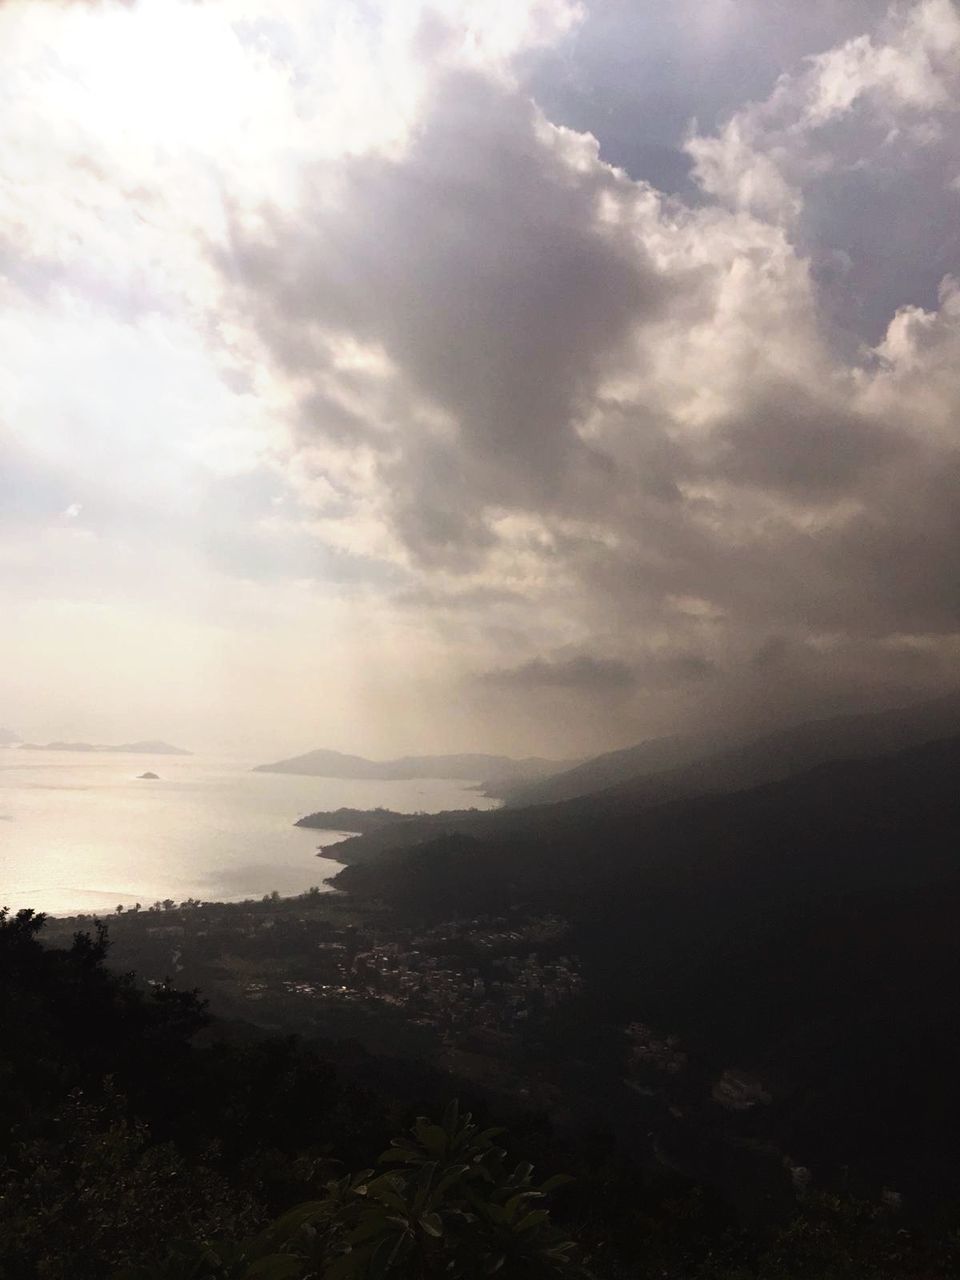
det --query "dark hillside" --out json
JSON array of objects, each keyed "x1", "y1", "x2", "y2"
[
  {"x1": 321, "y1": 691, "x2": 960, "y2": 867},
  {"x1": 334, "y1": 734, "x2": 960, "y2": 1202},
  {"x1": 494, "y1": 730, "x2": 721, "y2": 805},
  {"x1": 499, "y1": 689, "x2": 960, "y2": 808}
]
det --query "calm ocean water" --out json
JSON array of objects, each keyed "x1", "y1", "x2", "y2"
[{"x1": 0, "y1": 750, "x2": 497, "y2": 917}]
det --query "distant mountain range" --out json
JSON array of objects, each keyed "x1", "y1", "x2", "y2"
[
  {"x1": 254, "y1": 746, "x2": 572, "y2": 785},
  {"x1": 314, "y1": 688, "x2": 960, "y2": 865},
  {"x1": 496, "y1": 688, "x2": 960, "y2": 807},
  {"x1": 486, "y1": 730, "x2": 722, "y2": 804},
  {"x1": 17, "y1": 740, "x2": 191, "y2": 755}
]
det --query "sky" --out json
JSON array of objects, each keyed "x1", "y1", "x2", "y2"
[{"x1": 1, "y1": 0, "x2": 959, "y2": 757}]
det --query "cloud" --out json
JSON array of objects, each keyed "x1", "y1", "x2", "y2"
[
  {"x1": 3, "y1": 0, "x2": 960, "y2": 753},
  {"x1": 224, "y1": 68, "x2": 665, "y2": 568},
  {"x1": 687, "y1": 0, "x2": 960, "y2": 219},
  {"x1": 479, "y1": 655, "x2": 637, "y2": 692},
  {"x1": 519, "y1": 2, "x2": 892, "y2": 191},
  {"x1": 479, "y1": 650, "x2": 717, "y2": 693},
  {"x1": 213, "y1": 0, "x2": 960, "y2": 742},
  {"x1": 686, "y1": 0, "x2": 960, "y2": 340}
]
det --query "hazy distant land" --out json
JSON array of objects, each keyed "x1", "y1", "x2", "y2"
[
  {"x1": 255, "y1": 746, "x2": 572, "y2": 789},
  {"x1": 15, "y1": 739, "x2": 192, "y2": 755},
  {"x1": 291, "y1": 689, "x2": 960, "y2": 870}
]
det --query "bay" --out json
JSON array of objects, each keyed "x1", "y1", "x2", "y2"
[{"x1": 0, "y1": 749, "x2": 498, "y2": 917}]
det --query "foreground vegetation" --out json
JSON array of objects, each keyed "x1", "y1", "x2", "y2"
[
  {"x1": 119, "y1": 1104, "x2": 579, "y2": 1280},
  {"x1": 3, "y1": 906, "x2": 960, "y2": 1277}
]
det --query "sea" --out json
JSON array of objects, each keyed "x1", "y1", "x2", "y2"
[{"x1": 0, "y1": 749, "x2": 498, "y2": 917}]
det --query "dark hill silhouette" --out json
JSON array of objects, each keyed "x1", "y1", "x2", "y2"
[
  {"x1": 315, "y1": 691, "x2": 960, "y2": 868},
  {"x1": 295, "y1": 806, "x2": 428, "y2": 835},
  {"x1": 498, "y1": 689, "x2": 960, "y2": 807},
  {"x1": 333, "y1": 730, "x2": 960, "y2": 916},
  {"x1": 487, "y1": 731, "x2": 717, "y2": 804},
  {"x1": 333, "y1": 733, "x2": 960, "y2": 1203}
]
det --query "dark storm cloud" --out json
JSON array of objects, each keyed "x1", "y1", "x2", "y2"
[
  {"x1": 479, "y1": 648, "x2": 720, "y2": 698},
  {"x1": 712, "y1": 383, "x2": 904, "y2": 496},
  {"x1": 478, "y1": 655, "x2": 638, "y2": 692},
  {"x1": 224, "y1": 68, "x2": 666, "y2": 565},
  {"x1": 218, "y1": 0, "x2": 960, "y2": 734}
]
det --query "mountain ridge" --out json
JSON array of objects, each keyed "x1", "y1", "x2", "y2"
[
  {"x1": 314, "y1": 689, "x2": 960, "y2": 865},
  {"x1": 497, "y1": 688, "x2": 960, "y2": 807},
  {"x1": 255, "y1": 746, "x2": 573, "y2": 783}
]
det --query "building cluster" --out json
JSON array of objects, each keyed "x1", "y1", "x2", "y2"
[
  {"x1": 49, "y1": 899, "x2": 584, "y2": 1077},
  {"x1": 347, "y1": 929, "x2": 582, "y2": 1038}
]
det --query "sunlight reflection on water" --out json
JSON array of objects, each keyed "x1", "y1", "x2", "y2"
[{"x1": 0, "y1": 750, "x2": 496, "y2": 915}]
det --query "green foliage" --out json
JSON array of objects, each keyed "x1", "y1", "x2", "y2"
[
  {"x1": 731, "y1": 1192, "x2": 960, "y2": 1280},
  {"x1": 0, "y1": 908, "x2": 385, "y2": 1277},
  {"x1": 604, "y1": 1189, "x2": 960, "y2": 1280},
  {"x1": 6, "y1": 906, "x2": 960, "y2": 1279},
  {"x1": 116, "y1": 1101, "x2": 582, "y2": 1280},
  {"x1": 0, "y1": 1085, "x2": 252, "y2": 1280}
]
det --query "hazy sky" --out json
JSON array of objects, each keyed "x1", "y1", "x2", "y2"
[{"x1": 2, "y1": 0, "x2": 959, "y2": 756}]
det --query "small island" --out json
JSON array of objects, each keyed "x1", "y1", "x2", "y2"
[{"x1": 137, "y1": 771, "x2": 161, "y2": 780}]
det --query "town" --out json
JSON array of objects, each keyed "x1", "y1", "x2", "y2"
[{"x1": 45, "y1": 892, "x2": 585, "y2": 1100}]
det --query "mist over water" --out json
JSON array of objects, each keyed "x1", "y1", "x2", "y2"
[{"x1": 0, "y1": 751, "x2": 498, "y2": 916}]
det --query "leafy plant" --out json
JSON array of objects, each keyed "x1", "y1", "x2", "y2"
[{"x1": 116, "y1": 1101, "x2": 583, "y2": 1279}]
